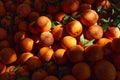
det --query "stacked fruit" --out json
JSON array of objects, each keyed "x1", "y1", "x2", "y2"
[{"x1": 0, "y1": 0, "x2": 120, "y2": 80}]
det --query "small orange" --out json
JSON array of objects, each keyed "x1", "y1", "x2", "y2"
[
  {"x1": 18, "y1": 21, "x2": 28, "y2": 32},
  {"x1": 0, "y1": 62, "x2": 6, "y2": 75},
  {"x1": 32, "y1": 70, "x2": 48, "y2": 80},
  {"x1": 85, "y1": 24, "x2": 103, "y2": 40},
  {"x1": 38, "y1": 47, "x2": 54, "y2": 62},
  {"x1": 66, "y1": 20, "x2": 83, "y2": 37},
  {"x1": 0, "y1": 28, "x2": 7, "y2": 40},
  {"x1": 18, "y1": 52, "x2": 34, "y2": 64},
  {"x1": 36, "y1": 16, "x2": 51, "y2": 32},
  {"x1": 61, "y1": 0, "x2": 80, "y2": 13},
  {"x1": 0, "y1": 48, "x2": 17, "y2": 64},
  {"x1": 44, "y1": 75, "x2": 59, "y2": 80},
  {"x1": 61, "y1": 36, "x2": 77, "y2": 49},
  {"x1": 26, "y1": 56, "x2": 42, "y2": 70},
  {"x1": 40, "y1": 31, "x2": 54, "y2": 46},
  {"x1": 79, "y1": 3, "x2": 92, "y2": 12},
  {"x1": 80, "y1": 10, "x2": 99, "y2": 27},
  {"x1": 84, "y1": 44, "x2": 104, "y2": 63},
  {"x1": 55, "y1": 12, "x2": 66, "y2": 22},
  {"x1": 19, "y1": 37, "x2": 34, "y2": 52},
  {"x1": 5, "y1": 65, "x2": 15, "y2": 72},
  {"x1": 61, "y1": 75, "x2": 76, "y2": 80},
  {"x1": 0, "y1": 40, "x2": 10, "y2": 50},
  {"x1": 28, "y1": 11, "x2": 40, "y2": 21},
  {"x1": 72, "y1": 62, "x2": 91, "y2": 80},
  {"x1": 111, "y1": 38, "x2": 120, "y2": 53},
  {"x1": 53, "y1": 48, "x2": 67, "y2": 64},
  {"x1": 67, "y1": 45, "x2": 84, "y2": 63},
  {"x1": 94, "y1": 60, "x2": 116, "y2": 80}
]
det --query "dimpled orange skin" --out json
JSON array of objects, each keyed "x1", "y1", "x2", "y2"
[
  {"x1": 66, "y1": 20, "x2": 83, "y2": 37},
  {"x1": 80, "y1": 10, "x2": 99, "y2": 27},
  {"x1": 0, "y1": 48, "x2": 17, "y2": 64},
  {"x1": 67, "y1": 45, "x2": 84, "y2": 63},
  {"x1": 37, "y1": 16, "x2": 51, "y2": 32},
  {"x1": 85, "y1": 25, "x2": 103, "y2": 40}
]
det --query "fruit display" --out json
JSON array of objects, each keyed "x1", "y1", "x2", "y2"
[{"x1": 0, "y1": 0, "x2": 120, "y2": 80}]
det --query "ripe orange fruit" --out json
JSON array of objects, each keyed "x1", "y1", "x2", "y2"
[
  {"x1": 20, "y1": 37, "x2": 34, "y2": 52},
  {"x1": 16, "y1": 3, "x2": 31, "y2": 17},
  {"x1": 72, "y1": 62, "x2": 91, "y2": 80},
  {"x1": 44, "y1": 75, "x2": 59, "y2": 80},
  {"x1": 0, "y1": 40, "x2": 10, "y2": 50},
  {"x1": 32, "y1": 70, "x2": 48, "y2": 80},
  {"x1": 61, "y1": 36, "x2": 77, "y2": 49},
  {"x1": 28, "y1": 11, "x2": 40, "y2": 20},
  {"x1": 52, "y1": 24, "x2": 64, "y2": 41},
  {"x1": 0, "y1": 48, "x2": 17, "y2": 64},
  {"x1": 111, "y1": 38, "x2": 120, "y2": 53},
  {"x1": 61, "y1": 75, "x2": 76, "y2": 80},
  {"x1": 5, "y1": 65, "x2": 15, "y2": 72},
  {"x1": 94, "y1": 60, "x2": 116, "y2": 80},
  {"x1": 79, "y1": 3, "x2": 92, "y2": 12},
  {"x1": 61, "y1": 0, "x2": 80, "y2": 13},
  {"x1": 67, "y1": 45, "x2": 84, "y2": 63},
  {"x1": 0, "y1": 62, "x2": 6, "y2": 75},
  {"x1": 18, "y1": 52, "x2": 34, "y2": 64},
  {"x1": 38, "y1": 47, "x2": 54, "y2": 62},
  {"x1": 85, "y1": 24, "x2": 103, "y2": 40},
  {"x1": 105, "y1": 26, "x2": 120, "y2": 40},
  {"x1": 55, "y1": 12, "x2": 66, "y2": 22},
  {"x1": 80, "y1": 10, "x2": 99, "y2": 27},
  {"x1": 26, "y1": 56, "x2": 41, "y2": 70},
  {"x1": 40, "y1": 31, "x2": 54, "y2": 47},
  {"x1": 36, "y1": 16, "x2": 51, "y2": 32},
  {"x1": 84, "y1": 44, "x2": 104, "y2": 63},
  {"x1": 53, "y1": 48, "x2": 67, "y2": 64},
  {"x1": 14, "y1": 31, "x2": 27, "y2": 44},
  {"x1": 0, "y1": 28, "x2": 7, "y2": 40},
  {"x1": 66, "y1": 20, "x2": 83, "y2": 37}
]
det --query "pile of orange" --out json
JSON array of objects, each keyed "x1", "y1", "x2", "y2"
[{"x1": 0, "y1": 0, "x2": 120, "y2": 80}]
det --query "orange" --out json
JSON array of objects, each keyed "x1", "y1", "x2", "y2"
[
  {"x1": 32, "y1": 70, "x2": 48, "y2": 80},
  {"x1": 53, "y1": 48, "x2": 67, "y2": 64},
  {"x1": 19, "y1": 37, "x2": 34, "y2": 52},
  {"x1": 79, "y1": 3, "x2": 92, "y2": 12},
  {"x1": 0, "y1": 62, "x2": 6, "y2": 75},
  {"x1": 18, "y1": 52, "x2": 34, "y2": 64},
  {"x1": 94, "y1": 60, "x2": 116, "y2": 80},
  {"x1": 105, "y1": 26, "x2": 120, "y2": 40},
  {"x1": 28, "y1": 11, "x2": 40, "y2": 21},
  {"x1": 66, "y1": 45, "x2": 84, "y2": 63},
  {"x1": 5, "y1": 65, "x2": 15, "y2": 72},
  {"x1": 0, "y1": 40, "x2": 10, "y2": 50},
  {"x1": 66, "y1": 20, "x2": 83, "y2": 37},
  {"x1": 0, "y1": 72, "x2": 16, "y2": 80},
  {"x1": 61, "y1": 36, "x2": 77, "y2": 49},
  {"x1": 0, "y1": 48, "x2": 17, "y2": 64},
  {"x1": 16, "y1": 3, "x2": 31, "y2": 17},
  {"x1": 52, "y1": 24, "x2": 64, "y2": 41},
  {"x1": 36, "y1": 16, "x2": 51, "y2": 32},
  {"x1": 40, "y1": 31, "x2": 54, "y2": 46},
  {"x1": 26, "y1": 56, "x2": 42, "y2": 70},
  {"x1": 55, "y1": 12, "x2": 66, "y2": 22},
  {"x1": 111, "y1": 38, "x2": 120, "y2": 53},
  {"x1": 85, "y1": 24, "x2": 103, "y2": 40},
  {"x1": 61, "y1": 0, "x2": 80, "y2": 13},
  {"x1": 80, "y1": 10, "x2": 99, "y2": 27},
  {"x1": 44, "y1": 75, "x2": 59, "y2": 80},
  {"x1": 84, "y1": 44, "x2": 104, "y2": 63},
  {"x1": 18, "y1": 21, "x2": 28, "y2": 32},
  {"x1": 0, "y1": 28, "x2": 7, "y2": 40},
  {"x1": 38, "y1": 47, "x2": 54, "y2": 62},
  {"x1": 61, "y1": 75, "x2": 76, "y2": 80},
  {"x1": 72, "y1": 62, "x2": 91, "y2": 80},
  {"x1": 14, "y1": 31, "x2": 27, "y2": 44}
]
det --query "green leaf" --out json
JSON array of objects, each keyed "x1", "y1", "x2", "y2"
[
  {"x1": 101, "y1": 18, "x2": 109, "y2": 23},
  {"x1": 55, "y1": 21, "x2": 61, "y2": 25},
  {"x1": 14, "y1": 65, "x2": 20, "y2": 72},
  {"x1": 102, "y1": 23, "x2": 109, "y2": 32},
  {"x1": 16, "y1": 76, "x2": 29, "y2": 80},
  {"x1": 63, "y1": 15, "x2": 70, "y2": 24},
  {"x1": 112, "y1": 9, "x2": 115, "y2": 15},
  {"x1": 80, "y1": 34, "x2": 85, "y2": 44},
  {"x1": 84, "y1": 39, "x2": 95, "y2": 47},
  {"x1": 51, "y1": 21, "x2": 55, "y2": 28},
  {"x1": 97, "y1": 6, "x2": 102, "y2": 12},
  {"x1": 117, "y1": 23, "x2": 120, "y2": 28}
]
